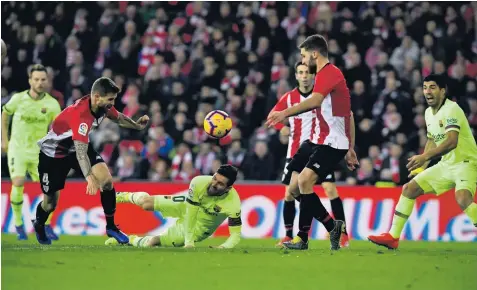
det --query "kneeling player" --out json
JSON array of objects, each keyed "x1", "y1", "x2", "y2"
[
  {"x1": 368, "y1": 74, "x2": 477, "y2": 249},
  {"x1": 107, "y1": 165, "x2": 242, "y2": 248}
]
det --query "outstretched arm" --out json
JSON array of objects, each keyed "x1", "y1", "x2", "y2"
[
  {"x1": 110, "y1": 112, "x2": 149, "y2": 130},
  {"x1": 217, "y1": 216, "x2": 242, "y2": 249}
]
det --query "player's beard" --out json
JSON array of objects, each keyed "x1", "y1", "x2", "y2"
[
  {"x1": 308, "y1": 57, "x2": 317, "y2": 72},
  {"x1": 32, "y1": 86, "x2": 44, "y2": 95}
]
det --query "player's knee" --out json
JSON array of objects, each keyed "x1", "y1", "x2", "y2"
[
  {"x1": 42, "y1": 200, "x2": 57, "y2": 213},
  {"x1": 100, "y1": 177, "x2": 114, "y2": 191},
  {"x1": 455, "y1": 190, "x2": 473, "y2": 210},
  {"x1": 12, "y1": 177, "x2": 25, "y2": 187},
  {"x1": 322, "y1": 183, "x2": 338, "y2": 199},
  {"x1": 402, "y1": 181, "x2": 423, "y2": 199},
  {"x1": 298, "y1": 170, "x2": 315, "y2": 193},
  {"x1": 284, "y1": 188, "x2": 295, "y2": 201},
  {"x1": 142, "y1": 197, "x2": 155, "y2": 211}
]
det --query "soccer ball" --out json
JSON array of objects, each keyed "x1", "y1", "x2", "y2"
[{"x1": 203, "y1": 110, "x2": 233, "y2": 139}]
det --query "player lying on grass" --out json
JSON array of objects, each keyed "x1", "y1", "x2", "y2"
[
  {"x1": 368, "y1": 74, "x2": 477, "y2": 249},
  {"x1": 107, "y1": 165, "x2": 242, "y2": 248}
]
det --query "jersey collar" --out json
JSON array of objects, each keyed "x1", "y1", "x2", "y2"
[{"x1": 297, "y1": 87, "x2": 313, "y2": 98}]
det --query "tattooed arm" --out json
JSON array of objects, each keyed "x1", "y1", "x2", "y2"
[
  {"x1": 110, "y1": 113, "x2": 149, "y2": 130},
  {"x1": 74, "y1": 140, "x2": 93, "y2": 177}
]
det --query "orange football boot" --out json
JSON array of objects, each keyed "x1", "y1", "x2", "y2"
[{"x1": 368, "y1": 233, "x2": 399, "y2": 249}]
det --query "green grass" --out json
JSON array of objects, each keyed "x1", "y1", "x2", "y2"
[{"x1": 2, "y1": 234, "x2": 476, "y2": 290}]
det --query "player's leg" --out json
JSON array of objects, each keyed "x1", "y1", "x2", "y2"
[
  {"x1": 33, "y1": 152, "x2": 69, "y2": 244},
  {"x1": 117, "y1": 191, "x2": 186, "y2": 218},
  {"x1": 277, "y1": 158, "x2": 296, "y2": 246},
  {"x1": 33, "y1": 191, "x2": 60, "y2": 245},
  {"x1": 287, "y1": 145, "x2": 348, "y2": 250},
  {"x1": 454, "y1": 162, "x2": 477, "y2": 227},
  {"x1": 91, "y1": 161, "x2": 128, "y2": 244},
  {"x1": 28, "y1": 159, "x2": 59, "y2": 241},
  {"x1": 8, "y1": 153, "x2": 28, "y2": 240},
  {"x1": 322, "y1": 176, "x2": 350, "y2": 247},
  {"x1": 368, "y1": 162, "x2": 453, "y2": 249}
]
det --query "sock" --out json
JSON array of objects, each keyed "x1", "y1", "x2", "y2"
[
  {"x1": 389, "y1": 195, "x2": 415, "y2": 239},
  {"x1": 45, "y1": 213, "x2": 53, "y2": 226},
  {"x1": 297, "y1": 193, "x2": 328, "y2": 242},
  {"x1": 283, "y1": 200, "x2": 296, "y2": 238},
  {"x1": 101, "y1": 187, "x2": 117, "y2": 228},
  {"x1": 132, "y1": 236, "x2": 153, "y2": 247},
  {"x1": 129, "y1": 191, "x2": 150, "y2": 205},
  {"x1": 463, "y1": 203, "x2": 477, "y2": 227},
  {"x1": 35, "y1": 201, "x2": 50, "y2": 225},
  {"x1": 301, "y1": 193, "x2": 334, "y2": 232},
  {"x1": 10, "y1": 186, "x2": 24, "y2": 226},
  {"x1": 330, "y1": 197, "x2": 347, "y2": 234}
]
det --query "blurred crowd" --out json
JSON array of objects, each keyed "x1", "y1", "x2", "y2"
[{"x1": 1, "y1": 2, "x2": 477, "y2": 185}]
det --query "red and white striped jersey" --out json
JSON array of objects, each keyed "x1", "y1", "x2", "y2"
[
  {"x1": 311, "y1": 63, "x2": 351, "y2": 150},
  {"x1": 38, "y1": 95, "x2": 119, "y2": 158},
  {"x1": 271, "y1": 88, "x2": 317, "y2": 158}
]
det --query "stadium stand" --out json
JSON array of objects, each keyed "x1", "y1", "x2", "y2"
[{"x1": 1, "y1": 2, "x2": 476, "y2": 186}]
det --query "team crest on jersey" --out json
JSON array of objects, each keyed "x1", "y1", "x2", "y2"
[
  {"x1": 41, "y1": 108, "x2": 47, "y2": 114},
  {"x1": 439, "y1": 120, "x2": 443, "y2": 127},
  {"x1": 78, "y1": 123, "x2": 88, "y2": 136},
  {"x1": 213, "y1": 205, "x2": 222, "y2": 213}
]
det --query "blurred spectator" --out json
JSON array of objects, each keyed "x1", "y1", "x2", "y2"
[{"x1": 2, "y1": 1, "x2": 476, "y2": 183}]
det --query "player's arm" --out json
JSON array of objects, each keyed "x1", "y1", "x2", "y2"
[
  {"x1": 107, "y1": 107, "x2": 149, "y2": 130},
  {"x1": 270, "y1": 93, "x2": 289, "y2": 130},
  {"x1": 184, "y1": 178, "x2": 201, "y2": 247},
  {"x1": 73, "y1": 140, "x2": 93, "y2": 177},
  {"x1": 1, "y1": 94, "x2": 21, "y2": 148},
  {"x1": 282, "y1": 71, "x2": 341, "y2": 118},
  {"x1": 350, "y1": 111, "x2": 355, "y2": 148},
  {"x1": 217, "y1": 214, "x2": 242, "y2": 249},
  {"x1": 421, "y1": 137, "x2": 437, "y2": 168}
]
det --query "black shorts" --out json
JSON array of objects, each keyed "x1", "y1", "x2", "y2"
[
  {"x1": 286, "y1": 140, "x2": 347, "y2": 183},
  {"x1": 38, "y1": 146, "x2": 105, "y2": 196},
  {"x1": 281, "y1": 158, "x2": 335, "y2": 185}
]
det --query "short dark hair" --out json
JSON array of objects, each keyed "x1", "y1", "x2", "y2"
[
  {"x1": 294, "y1": 61, "x2": 315, "y2": 74},
  {"x1": 91, "y1": 77, "x2": 121, "y2": 96},
  {"x1": 298, "y1": 34, "x2": 328, "y2": 57},
  {"x1": 423, "y1": 74, "x2": 446, "y2": 90},
  {"x1": 217, "y1": 164, "x2": 238, "y2": 186},
  {"x1": 29, "y1": 64, "x2": 47, "y2": 77}
]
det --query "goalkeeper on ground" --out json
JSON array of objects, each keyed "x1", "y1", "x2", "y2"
[{"x1": 106, "y1": 165, "x2": 242, "y2": 248}]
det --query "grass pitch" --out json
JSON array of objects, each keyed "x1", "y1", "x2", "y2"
[{"x1": 2, "y1": 235, "x2": 476, "y2": 290}]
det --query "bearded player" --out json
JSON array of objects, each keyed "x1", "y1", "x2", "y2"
[
  {"x1": 368, "y1": 74, "x2": 477, "y2": 249},
  {"x1": 267, "y1": 34, "x2": 358, "y2": 250},
  {"x1": 107, "y1": 165, "x2": 242, "y2": 249},
  {"x1": 34, "y1": 77, "x2": 149, "y2": 245},
  {"x1": 272, "y1": 62, "x2": 352, "y2": 248},
  {"x1": 1, "y1": 64, "x2": 61, "y2": 240}
]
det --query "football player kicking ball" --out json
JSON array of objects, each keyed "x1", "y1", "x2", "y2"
[
  {"x1": 271, "y1": 62, "x2": 352, "y2": 248},
  {"x1": 34, "y1": 77, "x2": 149, "y2": 245},
  {"x1": 368, "y1": 74, "x2": 477, "y2": 249},
  {"x1": 107, "y1": 165, "x2": 242, "y2": 249}
]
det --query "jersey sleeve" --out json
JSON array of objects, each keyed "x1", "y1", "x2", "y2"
[
  {"x1": 50, "y1": 99, "x2": 62, "y2": 123},
  {"x1": 424, "y1": 110, "x2": 432, "y2": 138},
  {"x1": 2, "y1": 93, "x2": 22, "y2": 115},
  {"x1": 313, "y1": 68, "x2": 343, "y2": 97},
  {"x1": 69, "y1": 111, "x2": 92, "y2": 143},
  {"x1": 106, "y1": 106, "x2": 120, "y2": 120},
  {"x1": 270, "y1": 93, "x2": 289, "y2": 130},
  {"x1": 443, "y1": 104, "x2": 465, "y2": 134}
]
